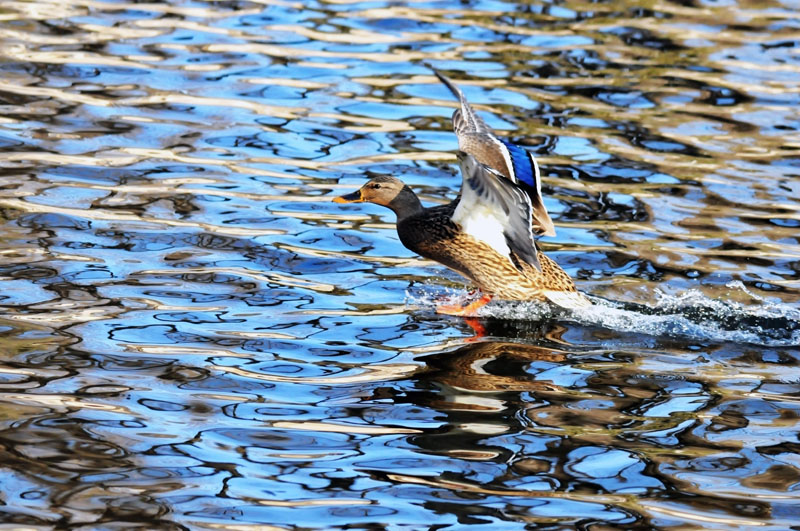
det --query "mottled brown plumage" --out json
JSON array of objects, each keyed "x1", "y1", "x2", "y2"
[{"x1": 394, "y1": 195, "x2": 588, "y2": 307}]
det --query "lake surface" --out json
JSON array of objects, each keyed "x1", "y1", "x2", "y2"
[{"x1": 1, "y1": 0, "x2": 799, "y2": 528}]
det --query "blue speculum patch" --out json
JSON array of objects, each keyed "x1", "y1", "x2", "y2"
[{"x1": 500, "y1": 138, "x2": 536, "y2": 188}]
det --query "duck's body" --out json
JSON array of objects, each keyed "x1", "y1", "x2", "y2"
[
  {"x1": 333, "y1": 70, "x2": 590, "y2": 315},
  {"x1": 397, "y1": 200, "x2": 582, "y2": 303}
]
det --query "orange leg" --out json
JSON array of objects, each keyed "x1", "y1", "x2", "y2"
[
  {"x1": 436, "y1": 294, "x2": 493, "y2": 317},
  {"x1": 463, "y1": 318, "x2": 487, "y2": 339}
]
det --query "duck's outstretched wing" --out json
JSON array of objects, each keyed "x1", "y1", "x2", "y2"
[
  {"x1": 432, "y1": 68, "x2": 494, "y2": 137},
  {"x1": 433, "y1": 68, "x2": 556, "y2": 238},
  {"x1": 452, "y1": 152, "x2": 541, "y2": 272}
]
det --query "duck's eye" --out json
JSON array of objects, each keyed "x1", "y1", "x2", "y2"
[{"x1": 370, "y1": 183, "x2": 381, "y2": 189}]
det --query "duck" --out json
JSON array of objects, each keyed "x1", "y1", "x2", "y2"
[{"x1": 333, "y1": 70, "x2": 590, "y2": 316}]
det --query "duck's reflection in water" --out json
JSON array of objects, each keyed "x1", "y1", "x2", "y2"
[{"x1": 422, "y1": 324, "x2": 569, "y2": 394}]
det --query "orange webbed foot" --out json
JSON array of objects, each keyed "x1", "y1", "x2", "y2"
[{"x1": 436, "y1": 294, "x2": 493, "y2": 317}]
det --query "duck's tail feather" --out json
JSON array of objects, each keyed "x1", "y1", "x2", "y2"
[{"x1": 543, "y1": 290, "x2": 593, "y2": 310}]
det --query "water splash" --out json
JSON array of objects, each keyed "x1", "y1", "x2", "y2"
[{"x1": 408, "y1": 282, "x2": 800, "y2": 347}]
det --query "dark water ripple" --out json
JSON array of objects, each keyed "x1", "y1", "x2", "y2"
[{"x1": 0, "y1": 0, "x2": 798, "y2": 529}]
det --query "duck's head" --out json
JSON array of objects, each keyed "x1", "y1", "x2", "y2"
[
  {"x1": 333, "y1": 176, "x2": 406, "y2": 205},
  {"x1": 333, "y1": 176, "x2": 422, "y2": 218}
]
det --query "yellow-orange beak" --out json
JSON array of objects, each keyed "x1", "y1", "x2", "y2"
[{"x1": 333, "y1": 190, "x2": 363, "y2": 203}]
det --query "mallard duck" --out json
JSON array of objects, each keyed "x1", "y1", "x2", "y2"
[{"x1": 333, "y1": 70, "x2": 590, "y2": 316}]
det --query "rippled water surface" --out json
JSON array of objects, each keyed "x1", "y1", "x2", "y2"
[{"x1": 1, "y1": 0, "x2": 799, "y2": 528}]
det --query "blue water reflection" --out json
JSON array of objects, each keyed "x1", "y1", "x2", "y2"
[{"x1": 0, "y1": 0, "x2": 799, "y2": 528}]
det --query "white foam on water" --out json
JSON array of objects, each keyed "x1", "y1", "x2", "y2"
[{"x1": 407, "y1": 281, "x2": 800, "y2": 347}]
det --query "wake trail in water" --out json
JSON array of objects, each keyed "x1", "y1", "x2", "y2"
[{"x1": 408, "y1": 282, "x2": 800, "y2": 347}]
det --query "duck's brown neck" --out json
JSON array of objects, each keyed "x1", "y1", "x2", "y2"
[{"x1": 386, "y1": 187, "x2": 423, "y2": 221}]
